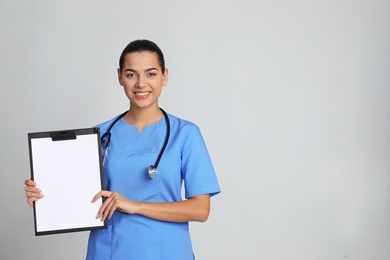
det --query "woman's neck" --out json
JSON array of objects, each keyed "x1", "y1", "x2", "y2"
[{"x1": 124, "y1": 106, "x2": 163, "y2": 133}]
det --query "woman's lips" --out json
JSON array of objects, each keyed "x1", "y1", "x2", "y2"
[{"x1": 134, "y1": 92, "x2": 151, "y2": 98}]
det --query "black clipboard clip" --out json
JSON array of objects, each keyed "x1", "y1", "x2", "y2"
[{"x1": 51, "y1": 130, "x2": 77, "y2": 141}]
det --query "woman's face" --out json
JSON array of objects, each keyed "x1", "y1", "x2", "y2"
[{"x1": 118, "y1": 51, "x2": 168, "y2": 110}]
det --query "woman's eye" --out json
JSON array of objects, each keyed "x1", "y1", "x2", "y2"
[
  {"x1": 126, "y1": 73, "x2": 136, "y2": 78},
  {"x1": 147, "y1": 72, "x2": 157, "y2": 77}
]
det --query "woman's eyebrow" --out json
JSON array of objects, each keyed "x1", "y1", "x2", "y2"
[
  {"x1": 145, "y1": 67, "x2": 159, "y2": 72},
  {"x1": 124, "y1": 67, "x2": 159, "y2": 73}
]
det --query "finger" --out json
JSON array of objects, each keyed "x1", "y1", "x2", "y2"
[
  {"x1": 96, "y1": 193, "x2": 113, "y2": 219},
  {"x1": 25, "y1": 186, "x2": 41, "y2": 193},
  {"x1": 100, "y1": 192, "x2": 122, "y2": 221},
  {"x1": 96, "y1": 200, "x2": 107, "y2": 220},
  {"x1": 102, "y1": 196, "x2": 117, "y2": 221},
  {"x1": 107, "y1": 199, "x2": 118, "y2": 219},
  {"x1": 24, "y1": 179, "x2": 36, "y2": 187},
  {"x1": 92, "y1": 190, "x2": 111, "y2": 203},
  {"x1": 26, "y1": 191, "x2": 44, "y2": 199},
  {"x1": 25, "y1": 186, "x2": 42, "y2": 196},
  {"x1": 27, "y1": 196, "x2": 43, "y2": 207}
]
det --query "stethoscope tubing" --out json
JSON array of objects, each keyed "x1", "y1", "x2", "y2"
[{"x1": 100, "y1": 108, "x2": 170, "y2": 178}]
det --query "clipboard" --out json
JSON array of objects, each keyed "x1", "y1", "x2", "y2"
[{"x1": 28, "y1": 127, "x2": 107, "y2": 236}]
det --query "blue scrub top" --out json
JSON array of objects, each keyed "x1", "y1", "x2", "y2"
[{"x1": 86, "y1": 113, "x2": 220, "y2": 260}]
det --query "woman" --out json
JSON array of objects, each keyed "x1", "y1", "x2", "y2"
[{"x1": 24, "y1": 39, "x2": 221, "y2": 259}]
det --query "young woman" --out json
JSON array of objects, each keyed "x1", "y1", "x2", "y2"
[{"x1": 24, "y1": 39, "x2": 221, "y2": 259}]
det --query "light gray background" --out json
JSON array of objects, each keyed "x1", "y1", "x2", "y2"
[{"x1": 1, "y1": 0, "x2": 389, "y2": 259}]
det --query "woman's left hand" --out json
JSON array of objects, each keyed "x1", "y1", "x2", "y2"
[
  {"x1": 93, "y1": 191, "x2": 210, "y2": 223},
  {"x1": 92, "y1": 190, "x2": 139, "y2": 221}
]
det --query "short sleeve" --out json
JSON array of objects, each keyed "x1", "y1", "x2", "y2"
[{"x1": 181, "y1": 124, "x2": 221, "y2": 199}]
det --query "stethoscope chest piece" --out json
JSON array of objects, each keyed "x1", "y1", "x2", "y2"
[{"x1": 148, "y1": 165, "x2": 158, "y2": 179}]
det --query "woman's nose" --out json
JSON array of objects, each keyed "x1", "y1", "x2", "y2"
[{"x1": 136, "y1": 75, "x2": 146, "y2": 87}]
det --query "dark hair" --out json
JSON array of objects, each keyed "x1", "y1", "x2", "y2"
[{"x1": 119, "y1": 39, "x2": 165, "y2": 72}]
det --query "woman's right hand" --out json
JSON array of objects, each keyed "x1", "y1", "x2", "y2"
[{"x1": 24, "y1": 179, "x2": 44, "y2": 207}]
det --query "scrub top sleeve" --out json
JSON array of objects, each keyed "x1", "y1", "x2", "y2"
[{"x1": 181, "y1": 124, "x2": 221, "y2": 199}]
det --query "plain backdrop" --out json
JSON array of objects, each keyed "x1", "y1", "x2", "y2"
[{"x1": 1, "y1": 0, "x2": 389, "y2": 259}]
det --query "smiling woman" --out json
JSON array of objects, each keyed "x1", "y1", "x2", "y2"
[
  {"x1": 24, "y1": 39, "x2": 221, "y2": 260},
  {"x1": 118, "y1": 51, "x2": 168, "y2": 123}
]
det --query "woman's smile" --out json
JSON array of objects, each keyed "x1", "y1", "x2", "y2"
[{"x1": 134, "y1": 91, "x2": 151, "y2": 99}]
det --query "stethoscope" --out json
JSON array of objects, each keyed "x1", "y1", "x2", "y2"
[{"x1": 100, "y1": 108, "x2": 170, "y2": 179}]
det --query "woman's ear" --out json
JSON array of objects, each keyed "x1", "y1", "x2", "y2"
[
  {"x1": 117, "y1": 68, "x2": 123, "y2": 86},
  {"x1": 162, "y1": 68, "x2": 169, "y2": 86}
]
